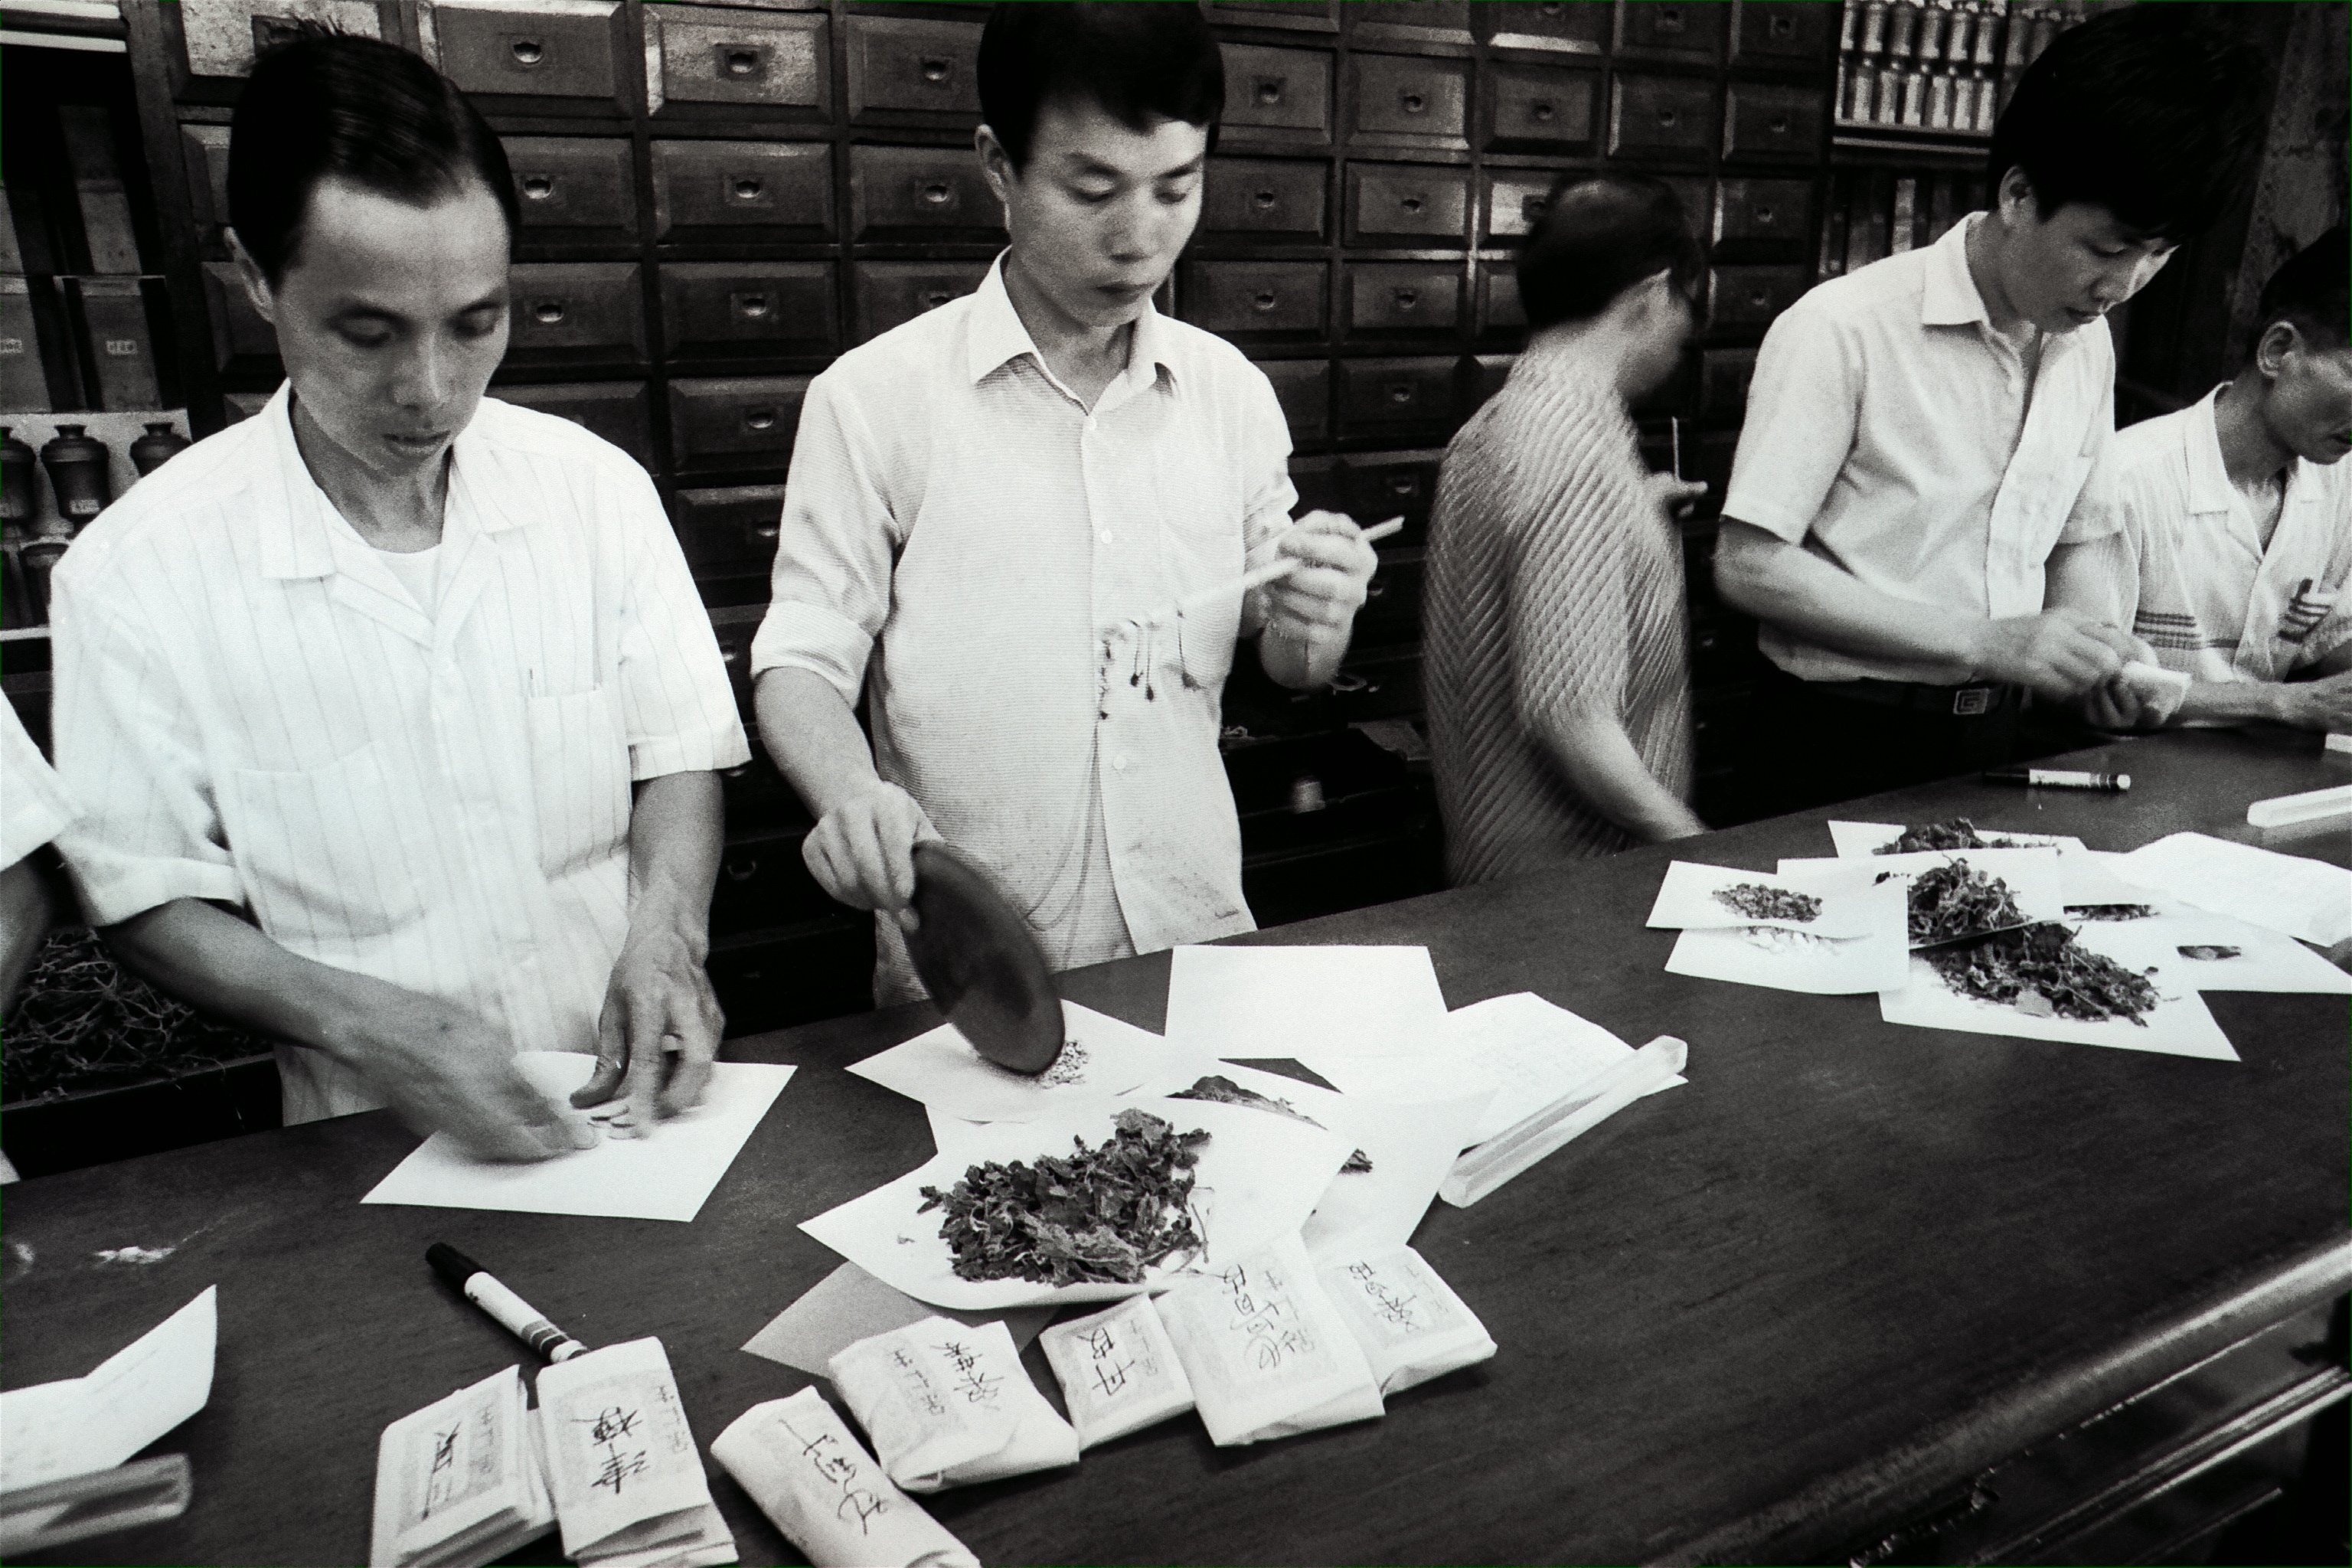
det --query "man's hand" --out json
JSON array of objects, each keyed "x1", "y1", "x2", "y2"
[
  {"x1": 328, "y1": 995, "x2": 591, "y2": 1163},
  {"x1": 802, "y1": 780, "x2": 936, "y2": 926},
  {"x1": 1966, "y1": 609, "x2": 2143, "y2": 700},
  {"x1": 1262, "y1": 511, "x2": 1379, "y2": 645},
  {"x1": 572, "y1": 916, "x2": 725, "y2": 1134},
  {"x1": 2272, "y1": 668, "x2": 2352, "y2": 732},
  {"x1": 1645, "y1": 475, "x2": 1710, "y2": 521}
]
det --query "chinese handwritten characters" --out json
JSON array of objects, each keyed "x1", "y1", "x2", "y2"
[
  {"x1": 1155, "y1": 1233, "x2": 1383, "y2": 1446},
  {"x1": 1317, "y1": 1247, "x2": 1498, "y2": 1397},
  {"x1": 1040, "y1": 1295, "x2": 1196, "y2": 1448},
  {"x1": 369, "y1": 1366, "x2": 552, "y2": 1568},
  {"x1": 532, "y1": 1338, "x2": 734, "y2": 1568},
  {"x1": 713, "y1": 1388, "x2": 982, "y2": 1568},
  {"x1": 828, "y1": 1318, "x2": 1079, "y2": 1493}
]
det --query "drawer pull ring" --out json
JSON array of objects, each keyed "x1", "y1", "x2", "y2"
[
  {"x1": 1388, "y1": 475, "x2": 1414, "y2": 495},
  {"x1": 723, "y1": 45, "x2": 764, "y2": 77},
  {"x1": 922, "y1": 290, "x2": 952, "y2": 309},
  {"x1": 1530, "y1": 99, "x2": 1555, "y2": 122},
  {"x1": 737, "y1": 293, "x2": 771, "y2": 319},
  {"x1": 520, "y1": 175, "x2": 554, "y2": 201},
  {"x1": 510, "y1": 37, "x2": 544, "y2": 66},
  {"x1": 744, "y1": 407, "x2": 778, "y2": 432},
  {"x1": 724, "y1": 858, "x2": 758, "y2": 883},
  {"x1": 531, "y1": 299, "x2": 566, "y2": 325},
  {"x1": 1769, "y1": 13, "x2": 1795, "y2": 37},
  {"x1": 750, "y1": 520, "x2": 779, "y2": 544},
  {"x1": 1253, "y1": 289, "x2": 1279, "y2": 312},
  {"x1": 1253, "y1": 188, "x2": 1278, "y2": 209},
  {"x1": 920, "y1": 56, "x2": 949, "y2": 83},
  {"x1": 1255, "y1": 74, "x2": 1285, "y2": 106},
  {"x1": 1756, "y1": 204, "x2": 1775, "y2": 224},
  {"x1": 1538, "y1": 2, "x2": 1563, "y2": 13},
  {"x1": 731, "y1": 177, "x2": 764, "y2": 201},
  {"x1": 921, "y1": 181, "x2": 952, "y2": 205},
  {"x1": 1387, "y1": 383, "x2": 1413, "y2": 404},
  {"x1": 1400, "y1": 194, "x2": 1424, "y2": 214},
  {"x1": 1400, "y1": 90, "x2": 1426, "y2": 114},
  {"x1": 1749, "y1": 289, "x2": 1769, "y2": 306},
  {"x1": 1393, "y1": 288, "x2": 1418, "y2": 309},
  {"x1": 1769, "y1": 113, "x2": 1791, "y2": 133},
  {"x1": 1657, "y1": 8, "x2": 1684, "y2": 32},
  {"x1": 1521, "y1": 194, "x2": 1547, "y2": 220},
  {"x1": 1658, "y1": 106, "x2": 1678, "y2": 127}
]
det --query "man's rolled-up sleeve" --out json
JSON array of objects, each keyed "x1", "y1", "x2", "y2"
[
  {"x1": 612, "y1": 460, "x2": 753, "y2": 781},
  {"x1": 1720, "y1": 299, "x2": 1861, "y2": 544},
  {"x1": 750, "y1": 371, "x2": 900, "y2": 706},
  {"x1": 1, "y1": 702, "x2": 75, "y2": 873},
  {"x1": 48, "y1": 559, "x2": 243, "y2": 924}
]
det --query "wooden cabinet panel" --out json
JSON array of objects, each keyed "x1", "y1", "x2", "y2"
[
  {"x1": 842, "y1": 14, "x2": 982, "y2": 123},
  {"x1": 1345, "y1": 163, "x2": 1472, "y2": 246},
  {"x1": 1468, "y1": 351, "x2": 1515, "y2": 412},
  {"x1": 647, "y1": 6, "x2": 828, "y2": 116},
  {"x1": 1218, "y1": 44, "x2": 1334, "y2": 143},
  {"x1": 1339, "y1": 449, "x2": 1445, "y2": 533},
  {"x1": 504, "y1": 261, "x2": 645, "y2": 371},
  {"x1": 1614, "y1": 0, "x2": 1726, "y2": 59},
  {"x1": 1736, "y1": 1, "x2": 1836, "y2": 64},
  {"x1": 1609, "y1": 73, "x2": 1720, "y2": 160},
  {"x1": 1346, "y1": 54, "x2": 1468, "y2": 145},
  {"x1": 504, "y1": 136, "x2": 639, "y2": 246},
  {"x1": 174, "y1": 0, "x2": 389, "y2": 93},
  {"x1": 1475, "y1": 264, "x2": 1524, "y2": 335},
  {"x1": 1714, "y1": 176, "x2": 1815, "y2": 245},
  {"x1": 180, "y1": 123, "x2": 231, "y2": 255},
  {"x1": 1472, "y1": 0, "x2": 1607, "y2": 52},
  {"x1": 1180, "y1": 260, "x2": 1329, "y2": 342},
  {"x1": 424, "y1": 0, "x2": 628, "y2": 109},
  {"x1": 1335, "y1": 355, "x2": 1459, "y2": 436},
  {"x1": 495, "y1": 379, "x2": 654, "y2": 468},
  {"x1": 1201, "y1": 0, "x2": 1338, "y2": 32},
  {"x1": 1723, "y1": 82, "x2": 1822, "y2": 165},
  {"x1": 651, "y1": 139, "x2": 832, "y2": 242},
  {"x1": 661, "y1": 261, "x2": 838, "y2": 360},
  {"x1": 200, "y1": 260, "x2": 277, "y2": 377},
  {"x1": 1482, "y1": 62, "x2": 1598, "y2": 152},
  {"x1": 852, "y1": 260, "x2": 990, "y2": 342},
  {"x1": 1481, "y1": 170, "x2": 1554, "y2": 241},
  {"x1": 1200, "y1": 158, "x2": 1328, "y2": 241},
  {"x1": 1346, "y1": 262, "x2": 1463, "y2": 341},
  {"x1": 1707, "y1": 263, "x2": 1809, "y2": 328},
  {"x1": 672, "y1": 482, "x2": 785, "y2": 580},
  {"x1": 667, "y1": 374, "x2": 808, "y2": 473},
  {"x1": 1257, "y1": 357, "x2": 1331, "y2": 440},
  {"x1": 1700, "y1": 346, "x2": 1759, "y2": 420},
  {"x1": 847, "y1": 143, "x2": 1002, "y2": 242}
]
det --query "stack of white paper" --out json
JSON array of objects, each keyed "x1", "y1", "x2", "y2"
[
  {"x1": 1161, "y1": 944, "x2": 1450, "y2": 1083},
  {"x1": 370, "y1": 1367, "x2": 552, "y2": 1568},
  {"x1": 535, "y1": 1339, "x2": 735, "y2": 1568},
  {"x1": 0, "y1": 1287, "x2": 217, "y2": 1498},
  {"x1": 2112, "y1": 833, "x2": 2352, "y2": 948}
]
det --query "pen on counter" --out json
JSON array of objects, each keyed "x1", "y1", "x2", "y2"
[
  {"x1": 427, "y1": 1243, "x2": 589, "y2": 1363},
  {"x1": 1982, "y1": 766, "x2": 2131, "y2": 793}
]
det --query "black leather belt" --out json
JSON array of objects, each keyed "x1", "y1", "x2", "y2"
[{"x1": 1810, "y1": 678, "x2": 2023, "y2": 718}]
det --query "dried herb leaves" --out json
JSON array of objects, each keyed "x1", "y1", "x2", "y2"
[
  {"x1": 1878, "y1": 818, "x2": 1995, "y2": 854},
  {"x1": 1923, "y1": 922, "x2": 2161, "y2": 1024},
  {"x1": 1906, "y1": 859, "x2": 2028, "y2": 946},
  {"x1": 2064, "y1": 903, "x2": 2157, "y2": 922},
  {"x1": 1713, "y1": 883, "x2": 1824, "y2": 923},
  {"x1": 918, "y1": 1109, "x2": 1208, "y2": 1286}
]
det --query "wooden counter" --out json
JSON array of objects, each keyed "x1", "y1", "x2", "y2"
[{"x1": 4, "y1": 729, "x2": 2346, "y2": 1565}]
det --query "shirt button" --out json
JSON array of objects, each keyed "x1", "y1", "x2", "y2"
[
  {"x1": 1112, "y1": 754, "x2": 1130, "y2": 772},
  {"x1": 1099, "y1": 530, "x2": 1114, "y2": 544}
]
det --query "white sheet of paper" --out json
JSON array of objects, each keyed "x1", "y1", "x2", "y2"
[
  {"x1": 361, "y1": 1054, "x2": 793, "y2": 1222},
  {"x1": 801, "y1": 1099, "x2": 1353, "y2": 1311},
  {"x1": 1315, "y1": 992, "x2": 1680, "y2": 1147},
  {"x1": 1877, "y1": 955, "x2": 2238, "y2": 1060},
  {"x1": 739, "y1": 1263, "x2": 1054, "y2": 1379},
  {"x1": 1162, "y1": 946, "x2": 1449, "y2": 1075},
  {"x1": 1667, "y1": 876, "x2": 1911, "y2": 995},
  {"x1": 2112, "y1": 832, "x2": 2352, "y2": 948},
  {"x1": 847, "y1": 1001, "x2": 1211, "y2": 1123},
  {"x1": 1645, "y1": 861, "x2": 1883, "y2": 936},
  {"x1": 2071, "y1": 913, "x2": 2352, "y2": 996},
  {"x1": 0, "y1": 1286, "x2": 217, "y2": 1493},
  {"x1": 1827, "y1": 820, "x2": 2089, "y2": 858}
]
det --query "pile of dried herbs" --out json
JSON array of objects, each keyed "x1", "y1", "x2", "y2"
[
  {"x1": 1713, "y1": 883, "x2": 1822, "y2": 923},
  {"x1": 5, "y1": 928, "x2": 270, "y2": 1102},
  {"x1": 2063, "y1": 903, "x2": 2156, "y2": 922},
  {"x1": 1906, "y1": 859, "x2": 2027, "y2": 946},
  {"x1": 918, "y1": 1109, "x2": 1207, "y2": 1286},
  {"x1": 1169, "y1": 1073, "x2": 1373, "y2": 1171},
  {"x1": 1878, "y1": 818, "x2": 1995, "y2": 854},
  {"x1": 2177, "y1": 944, "x2": 2242, "y2": 962},
  {"x1": 1923, "y1": 922, "x2": 2160, "y2": 1024}
]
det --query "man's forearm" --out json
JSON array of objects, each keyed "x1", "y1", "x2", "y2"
[
  {"x1": 2170, "y1": 680, "x2": 2291, "y2": 727},
  {"x1": 626, "y1": 769, "x2": 725, "y2": 949},
  {"x1": 1258, "y1": 622, "x2": 1351, "y2": 691},
  {"x1": 0, "y1": 858, "x2": 57, "y2": 1014},
  {"x1": 754, "y1": 666, "x2": 884, "y2": 819},
  {"x1": 1713, "y1": 520, "x2": 1985, "y2": 670},
  {"x1": 101, "y1": 897, "x2": 383, "y2": 1057},
  {"x1": 1535, "y1": 706, "x2": 1707, "y2": 842}
]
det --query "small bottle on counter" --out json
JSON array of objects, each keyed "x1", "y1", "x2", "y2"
[
  {"x1": 0, "y1": 426, "x2": 37, "y2": 528},
  {"x1": 129, "y1": 420, "x2": 191, "y2": 476},
  {"x1": 40, "y1": 423, "x2": 113, "y2": 530}
]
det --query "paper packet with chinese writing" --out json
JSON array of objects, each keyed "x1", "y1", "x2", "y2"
[
  {"x1": 534, "y1": 1337, "x2": 737, "y2": 1568},
  {"x1": 1155, "y1": 1231, "x2": 1383, "y2": 1447},
  {"x1": 710, "y1": 1388, "x2": 977, "y2": 1568},
  {"x1": 1038, "y1": 1294, "x2": 1194, "y2": 1449},
  {"x1": 370, "y1": 1364, "x2": 553, "y2": 1568},
  {"x1": 1318, "y1": 1246, "x2": 1496, "y2": 1395},
  {"x1": 828, "y1": 1317, "x2": 1079, "y2": 1492}
]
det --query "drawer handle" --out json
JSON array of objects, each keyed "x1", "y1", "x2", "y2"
[
  {"x1": 1521, "y1": 193, "x2": 1548, "y2": 221},
  {"x1": 1400, "y1": 90, "x2": 1426, "y2": 115},
  {"x1": 1769, "y1": 112, "x2": 1792, "y2": 134},
  {"x1": 748, "y1": 519, "x2": 780, "y2": 544},
  {"x1": 1387, "y1": 382, "x2": 1414, "y2": 404},
  {"x1": 1748, "y1": 287, "x2": 1769, "y2": 307},
  {"x1": 721, "y1": 644, "x2": 745, "y2": 669},
  {"x1": 921, "y1": 289, "x2": 954, "y2": 309},
  {"x1": 1400, "y1": 194, "x2": 1424, "y2": 214},
  {"x1": 920, "y1": 181, "x2": 952, "y2": 206},
  {"x1": 1769, "y1": 11, "x2": 1795, "y2": 38},
  {"x1": 920, "y1": 54, "x2": 950, "y2": 84},
  {"x1": 1537, "y1": 2, "x2": 1563, "y2": 13},
  {"x1": 730, "y1": 176, "x2": 765, "y2": 201},
  {"x1": 530, "y1": 299, "x2": 566, "y2": 325},
  {"x1": 519, "y1": 174, "x2": 555, "y2": 201},
  {"x1": 733, "y1": 292, "x2": 772, "y2": 320},
  {"x1": 1657, "y1": 106, "x2": 1679, "y2": 128},
  {"x1": 1656, "y1": 7, "x2": 1684, "y2": 33},
  {"x1": 720, "y1": 44, "x2": 767, "y2": 78},
  {"x1": 724, "y1": 855, "x2": 760, "y2": 883},
  {"x1": 250, "y1": 14, "x2": 302, "y2": 51},
  {"x1": 1387, "y1": 474, "x2": 1416, "y2": 496},
  {"x1": 1330, "y1": 672, "x2": 1371, "y2": 694},
  {"x1": 1393, "y1": 287, "x2": 1418, "y2": 309},
  {"x1": 509, "y1": 36, "x2": 544, "y2": 66},
  {"x1": 1254, "y1": 74, "x2": 1285, "y2": 106},
  {"x1": 1253, "y1": 289, "x2": 1280, "y2": 312},
  {"x1": 1530, "y1": 98, "x2": 1555, "y2": 122},
  {"x1": 1755, "y1": 203, "x2": 1776, "y2": 224},
  {"x1": 743, "y1": 407, "x2": 778, "y2": 432},
  {"x1": 1253, "y1": 187, "x2": 1279, "y2": 210},
  {"x1": 1365, "y1": 580, "x2": 1389, "y2": 601}
]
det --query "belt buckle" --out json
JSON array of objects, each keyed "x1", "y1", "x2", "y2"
[{"x1": 1952, "y1": 686, "x2": 1994, "y2": 717}]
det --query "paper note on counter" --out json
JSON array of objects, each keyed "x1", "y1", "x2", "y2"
[
  {"x1": 362, "y1": 1053, "x2": 792, "y2": 1222},
  {"x1": 710, "y1": 1387, "x2": 976, "y2": 1568},
  {"x1": 1162, "y1": 945, "x2": 1449, "y2": 1074},
  {"x1": 1647, "y1": 861, "x2": 1885, "y2": 936},
  {"x1": 1667, "y1": 877, "x2": 1909, "y2": 995},
  {"x1": 1439, "y1": 1035, "x2": 1687, "y2": 1207},
  {"x1": 848, "y1": 1001, "x2": 1210, "y2": 1123},
  {"x1": 0, "y1": 1286, "x2": 217, "y2": 1494},
  {"x1": 740, "y1": 1263, "x2": 1054, "y2": 1379},
  {"x1": 535, "y1": 1338, "x2": 733, "y2": 1568},
  {"x1": 2111, "y1": 833, "x2": 2352, "y2": 948},
  {"x1": 371, "y1": 1366, "x2": 551, "y2": 1568},
  {"x1": 2070, "y1": 913, "x2": 2351, "y2": 996},
  {"x1": 1878, "y1": 956, "x2": 2238, "y2": 1060}
]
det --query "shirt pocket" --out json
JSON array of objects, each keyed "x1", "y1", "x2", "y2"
[
  {"x1": 222, "y1": 743, "x2": 427, "y2": 941},
  {"x1": 527, "y1": 686, "x2": 632, "y2": 879}
]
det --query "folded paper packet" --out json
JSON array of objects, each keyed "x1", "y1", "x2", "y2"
[
  {"x1": 1318, "y1": 1246, "x2": 1496, "y2": 1396},
  {"x1": 711, "y1": 1388, "x2": 977, "y2": 1568},
  {"x1": 1156, "y1": 1232, "x2": 1383, "y2": 1447},
  {"x1": 371, "y1": 1365, "x2": 552, "y2": 1568},
  {"x1": 1038, "y1": 1294, "x2": 1195, "y2": 1449},
  {"x1": 828, "y1": 1316, "x2": 1079, "y2": 1492},
  {"x1": 534, "y1": 1338, "x2": 736, "y2": 1568}
]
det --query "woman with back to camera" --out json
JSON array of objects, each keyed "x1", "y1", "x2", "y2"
[{"x1": 1423, "y1": 172, "x2": 1712, "y2": 887}]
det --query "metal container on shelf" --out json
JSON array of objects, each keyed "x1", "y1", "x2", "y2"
[
  {"x1": 39, "y1": 423, "x2": 112, "y2": 528},
  {"x1": 19, "y1": 532, "x2": 68, "y2": 624},
  {"x1": 129, "y1": 420, "x2": 191, "y2": 475},
  {"x1": 1, "y1": 426, "x2": 38, "y2": 528}
]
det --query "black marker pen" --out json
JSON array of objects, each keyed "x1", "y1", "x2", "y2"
[
  {"x1": 428, "y1": 1243, "x2": 589, "y2": 1363},
  {"x1": 1982, "y1": 766, "x2": 2131, "y2": 792}
]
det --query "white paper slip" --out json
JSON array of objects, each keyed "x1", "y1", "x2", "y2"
[
  {"x1": 371, "y1": 1366, "x2": 553, "y2": 1568},
  {"x1": 710, "y1": 1389, "x2": 977, "y2": 1568},
  {"x1": 534, "y1": 1338, "x2": 733, "y2": 1566},
  {"x1": 802, "y1": 1099, "x2": 1352, "y2": 1312},
  {"x1": 1666, "y1": 880, "x2": 1910, "y2": 995},
  {"x1": 362, "y1": 1054, "x2": 793, "y2": 1223},
  {"x1": 1439, "y1": 1036, "x2": 1687, "y2": 1207},
  {"x1": 2071, "y1": 914, "x2": 2352, "y2": 996},
  {"x1": 0, "y1": 1285, "x2": 217, "y2": 1494},
  {"x1": 1646, "y1": 861, "x2": 1883, "y2": 937},
  {"x1": 1038, "y1": 1295, "x2": 1195, "y2": 1449},
  {"x1": 1827, "y1": 820, "x2": 2088, "y2": 858},
  {"x1": 1318, "y1": 1247, "x2": 1496, "y2": 1396},
  {"x1": 1878, "y1": 956, "x2": 2238, "y2": 1061},
  {"x1": 1162, "y1": 944, "x2": 1449, "y2": 1073},
  {"x1": 2112, "y1": 832, "x2": 2352, "y2": 949},
  {"x1": 1156, "y1": 1233, "x2": 1384, "y2": 1447},
  {"x1": 828, "y1": 1318, "x2": 1078, "y2": 1492},
  {"x1": 739, "y1": 1263, "x2": 1053, "y2": 1380},
  {"x1": 848, "y1": 1001, "x2": 1210, "y2": 1124}
]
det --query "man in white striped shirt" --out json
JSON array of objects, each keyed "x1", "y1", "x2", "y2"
[
  {"x1": 49, "y1": 34, "x2": 747, "y2": 1158},
  {"x1": 752, "y1": 3, "x2": 1380, "y2": 1004}
]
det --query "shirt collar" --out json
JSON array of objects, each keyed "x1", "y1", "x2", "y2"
[
  {"x1": 962, "y1": 252, "x2": 1181, "y2": 396},
  {"x1": 2183, "y1": 381, "x2": 2325, "y2": 520},
  {"x1": 1919, "y1": 211, "x2": 1991, "y2": 328}
]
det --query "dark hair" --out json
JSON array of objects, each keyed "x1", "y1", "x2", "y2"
[
  {"x1": 1988, "y1": 4, "x2": 2267, "y2": 241},
  {"x1": 1515, "y1": 173, "x2": 1704, "y2": 332},
  {"x1": 977, "y1": 2, "x2": 1223, "y2": 169},
  {"x1": 2255, "y1": 226, "x2": 2350, "y2": 355},
  {"x1": 227, "y1": 30, "x2": 518, "y2": 284}
]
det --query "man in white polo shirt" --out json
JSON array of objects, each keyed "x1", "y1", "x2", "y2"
[
  {"x1": 2054, "y1": 228, "x2": 2352, "y2": 732},
  {"x1": 752, "y1": 2, "x2": 1380, "y2": 1004},
  {"x1": 50, "y1": 34, "x2": 746, "y2": 1157},
  {"x1": 1713, "y1": 5, "x2": 2266, "y2": 811}
]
